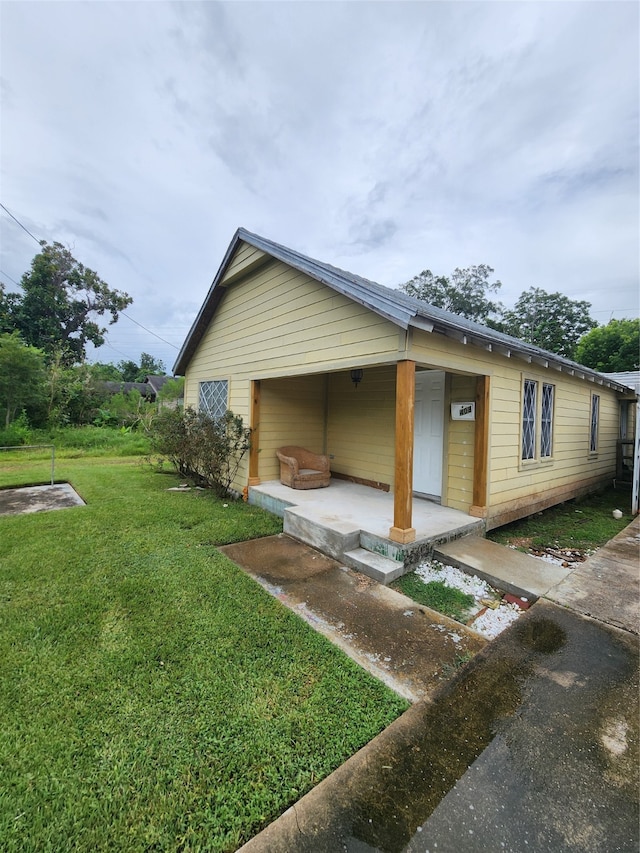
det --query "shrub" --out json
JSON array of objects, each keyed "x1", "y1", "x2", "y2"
[
  {"x1": 147, "y1": 407, "x2": 251, "y2": 497},
  {"x1": 0, "y1": 412, "x2": 32, "y2": 447},
  {"x1": 93, "y1": 390, "x2": 155, "y2": 430}
]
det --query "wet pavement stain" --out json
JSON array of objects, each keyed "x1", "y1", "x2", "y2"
[
  {"x1": 220, "y1": 534, "x2": 487, "y2": 703},
  {"x1": 240, "y1": 602, "x2": 639, "y2": 853},
  {"x1": 513, "y1": 614, "x2": 567, "y2": 654},
  {"x1": 347, "y1": 653, "x2": 529, "y2": 852}
]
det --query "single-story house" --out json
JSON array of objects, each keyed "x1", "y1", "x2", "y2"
[
  {"x1": 174, "y1": 228, "x2": 634, "y2": 542},
  {"x1": 99, "y1": 375, "x2": 177, "y2": 403}
]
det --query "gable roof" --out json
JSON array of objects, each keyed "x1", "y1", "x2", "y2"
[
  {"x1": 145, "y1": 375, "x2": 173, "y2": 395},
  {"x1": 174, "y1": 228, "x2": 631, "y2": 394}
]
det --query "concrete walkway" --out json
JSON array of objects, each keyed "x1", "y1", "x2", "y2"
[
  {"x1": 234, "y1": 520, "x2": 639, "y2": 853},
  {"x1": 546, "y1": 514, "x2": 640, "y2": 634},
  {"x1": 221, "y1": 534, "x2": 487, "y2": 704},
  {"x1": 435, "y1": 535, "x2": 572, "y2": 598}
]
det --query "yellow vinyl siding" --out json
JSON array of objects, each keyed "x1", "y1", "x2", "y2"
[
  {"x1": 220, "y1": 244, "x2": 269, "y2": 284},
  {"x1": 410, "y1": 328, "x2": 620, "y2": 525},
  {"x1": 184, "y1": 251, "x2": 401, "y2": 493},
  {"x1": 188, "y1": 259, "x2": 401, "y2": 384},
  {"x1": 259, "y1": 376, "x2": 327, "y2": 482},
  {"x1": 446, "y1": 375, "x2": 476, "y2": 511},
  {"x1": 327, "y1": 367, "x2": 396, "y2": 487}
]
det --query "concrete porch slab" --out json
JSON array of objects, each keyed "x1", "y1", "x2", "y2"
[{"x1": 250, "y1": 480, "x2": 484, "y2": 579}]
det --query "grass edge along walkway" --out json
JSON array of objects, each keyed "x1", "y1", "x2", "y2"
[{"x1": 0, "y1": 455, "x2": 408, "y2": 852}]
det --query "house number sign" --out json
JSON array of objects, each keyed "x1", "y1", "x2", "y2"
[{"x1": 451, "y1": 402, "x2": 475, "y2": 421}]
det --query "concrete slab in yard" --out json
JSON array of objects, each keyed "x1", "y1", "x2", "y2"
[{"x1": 0, "y1": 483, "x2": 85, "y2": 516}]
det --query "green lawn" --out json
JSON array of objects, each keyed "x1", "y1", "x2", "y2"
[
  {"x1": 0, "y1": 452, "x2": 408, "y2": 852},
  {"x1": 487, "y1": 484, "x2": 635, "y2": 552}
]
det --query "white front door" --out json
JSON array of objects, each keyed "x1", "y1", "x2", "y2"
[{"x1": 413, "y1": 370, "x2": 445, "y2": 498}]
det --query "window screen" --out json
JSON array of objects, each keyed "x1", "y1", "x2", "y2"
[
  {"x1": 541, "y1": 384, "x2": 554, "y2": 458},
  {"x1": 522, "y1": 379, "x2": 537, "y2": 460},
  {"x1": 199, "y1": 380, "x2": 228, "y2": 418}
]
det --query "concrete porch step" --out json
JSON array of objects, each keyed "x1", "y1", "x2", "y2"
[
  {"x1": 342, "y1": 547, "x2": 406, "y2": 585},
  {"x1": 434, "y1": 535, "x2": 573, "y2": 599},
  {"x1": 283, "y1": 504, "x2": 361, "y2": 560}
]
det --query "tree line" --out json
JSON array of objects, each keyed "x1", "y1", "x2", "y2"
[
  {"x1": 0, "y1": 242, "x2": 180, "y2": 438},
  {"x1": 401, "y1": 265, "x2": 638, "y2": 369}
]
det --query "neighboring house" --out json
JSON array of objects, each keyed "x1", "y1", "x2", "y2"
[
  {"x1": 174, "y1": 228, "x2": 634, "y2": 540},
  {"x1": 99, "y1": 375, "x2": 178, "y2": 404},
  {"x1": 99, "y1": 380, "x2": 154, "y2": 400},
  {"x1": 603, "y1": 371, "x2": 640, "y2": 514},
  {"x1": 144, "y1": 375, "x2": 172, "y2": 399}
]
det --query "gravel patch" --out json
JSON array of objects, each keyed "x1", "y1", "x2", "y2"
[{"x1": 413, "y1": 559, "x2": 527, "y2": 639}]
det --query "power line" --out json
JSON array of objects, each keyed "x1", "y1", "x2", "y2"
[
  {"x1": 101, "y1": 341, "x2": 134, "y2": 361},
  {"x1": 0, "y1": 202, "x2": 41, "y2": 245},
  {"x1": 120, "y1": 312, "x2": 180, "y2": 349},
  {"x1": 0, "y1": 268, "x2": 20, "y2": 287},
  {"x1": 1, "y1": 201, "x2": 181, "y2": 350}
]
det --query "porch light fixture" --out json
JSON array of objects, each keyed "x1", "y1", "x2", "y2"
[{"x1": 350, "y1": 368, "x2": 364, "y2": 388}]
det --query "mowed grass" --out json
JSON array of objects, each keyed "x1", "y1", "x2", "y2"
[{"x1": 0, "y1": 453, "x2": 408, "y2": 852}]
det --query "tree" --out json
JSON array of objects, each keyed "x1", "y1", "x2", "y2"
[
  {"x1": 0, "y1": 284, "x2": 16, "y2": 333},
  {"x1": 0, "y1": 332, "x2": 47, "y2": 427},
  {"x1": 500, "y1": 287, "x2": 597, "y2": 360},
  {"x1": 10, "y1": 242, "x2": 132, "y2": 365},
  {"x1": 117, "y1": 352, "x2": 166, "y2": 382},
  {"x1": 87, "y1": 361, "x2": 124, "y2": 381},
  {"x1": 574, "y1": 318, "x2": 640, "y2": 372},
  {"x1": 401, "y1": 264, "x2": 503, "y2": 324},
  {"x1": 157, "y1": 376, "x2": 184, "y2": 406},
  {"x1": 46, "y1": 359, "x2": 110, "y2": 426}
]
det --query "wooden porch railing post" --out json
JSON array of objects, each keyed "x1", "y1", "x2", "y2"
[
  {"x1": 390, "y1": 360, "x2": 416, "y2": 544},
  {"x1": 248, "y1": 380, "x2": 261, "y2": 486},
  {"x1": 471, "y1": 375, "x2": 490, "y2": 517}
]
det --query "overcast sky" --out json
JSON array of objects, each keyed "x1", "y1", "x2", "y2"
[{"x1": 1, "y1": 1, "x2": 638, "y2": 372}]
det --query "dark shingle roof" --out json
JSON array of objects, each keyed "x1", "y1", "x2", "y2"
[{"x1": 173, "y1": 228, "x2": 631, "y2": 394}]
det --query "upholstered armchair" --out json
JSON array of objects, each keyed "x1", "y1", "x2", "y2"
[{"x1": 276, "y1": 446, "x2": 331, "y2": 490}]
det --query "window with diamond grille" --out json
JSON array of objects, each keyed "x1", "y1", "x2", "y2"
[
  {"x1": 590, "y1": 394, "x2": 599, "y2": 453},
  {"x1": 199, "y1": 380, "x2": 228, "y2": 419},
  {"x1": 541, "y1": 383, "x2": 554, "y2": 458},
  {"x1": 522, "y1": 379, "x2": 537, "y2": 460}
]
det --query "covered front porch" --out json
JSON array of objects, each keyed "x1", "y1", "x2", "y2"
[
  {"x1": 249, "y1": 478, "x2": 485, "y2": 584},
  {"x1": 246, "y1": 361, "x2": 490, "y2": 555}
]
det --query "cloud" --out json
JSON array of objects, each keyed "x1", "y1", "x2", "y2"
[{"x1": 0, "y1": 0, "x2": 637, "y2": 371}]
